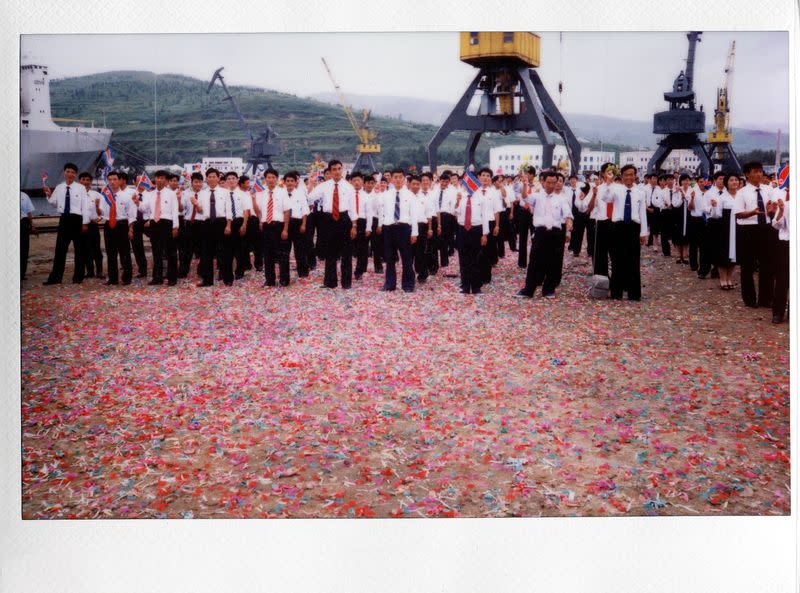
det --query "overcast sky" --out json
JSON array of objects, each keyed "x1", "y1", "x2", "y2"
[{"x1": 21, "y1": 31, "x2": 789, "y2": 131}]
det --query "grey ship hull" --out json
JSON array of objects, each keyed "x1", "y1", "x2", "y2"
[{"x1": 20, "y1": 127, "x2": 112, "y2": 192}]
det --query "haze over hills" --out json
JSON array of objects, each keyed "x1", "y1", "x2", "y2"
[{"x1": 310, "y1": 91, "x2": 788, "y2": 154}]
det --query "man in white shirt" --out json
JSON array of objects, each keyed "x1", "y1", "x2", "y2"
[
  {"x1": 137, "y1": 170, "x2": 180, "y2": 285},
  {"x1": 581, "y1": 163, "x2": 618, "y2": 278},
  {"x1": 473, "y1": 169, "x2": 501, "y2": 285},
  {"x1": 734, "y1": 161, "x2": 776, "y2": 308},
  {"x1": 454, "y1": 175, "x2": 490, "y2": 295},
  {"x1": 433, "y1": 172, "x2": 454, "y2": 269},
  {"x1": 641, "y1": 173, "x2": 657, "y2": 249},
  {"x1": 653, "y1": 174, "x2": 672, "y2": 256},
  {"x1": 515, "y1": 170, "x2": 571, "y2": 298},
  {"x1": 79, "y1": 171, "x2": 104, "y2": 279},
  {"x1": 285, "y1": 170, "x2": 310, "y2": 279},
  {"x1": 255, "y1": 168, "x2": 291, "y2": 287},
  {"x1": 420, "y1": 172, "x2": 440, "y2": 277},
  {"x1": 308, "y1": 159, "x2": 357, "y2": 289},
  {"x1": 769, "y1": 195, "x2": 789, "y2": 323},
  {"x1": 169, "y1": 172, "x2": 191, "y2": 279},
  {"x1": 181, "y1": 172, "x2": 205, "y2": 278},
  {"x1": 128, "y1": 174, "x2": 149, "y2": 278},
  {"x1": 221, "y1": 171, "x2": 251, "y2": 285},
  {"x1": 365, "y1": 174, "x2": 384, "y2": 274},
  {"x1": 601, "y1": 164, "x2": 649, "y2": 301},
  {"x1": 566, "y1": 174, "x2": 587, "y2": 257},
  {"x1": 43, "y1": 162, "x2": 91, "y2": 285},
  {"x1": 192, "y1": 168, "x2": 225, "y2": 287},
  {"x1": 686, "y1": 178, "x2": 706, "y2": 275},
  {"x1": 240, "y1": 175, "x2": 263, "y2": 274},
  {"x1": 699, "y1": 172, "x2": 726, "y2": 279},
  {"x1": 377, "y1": 168, "x2": 419, "y2": 292},
  {"x1": 515, "y1": 166, "x2": 536, "y2": 269},
  {"x1": 349, "y1": 171, "x2": 370, "y2": 280},
  {"x1": 20, "y1": 191, "x2": 37, "y2": 280},
  {"x1": 408, "y1": 175, "x2": 432, "y2": 284},
  {"x1": 100, "y1": 171, "x2": 136, "y2": 285}
]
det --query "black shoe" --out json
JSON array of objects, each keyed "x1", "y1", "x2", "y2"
[
  {"x1": 72, "y1": 279, "x2": 83, "y2": 284},
  {"x1": 104, "y1": 280, "x2": 119, "y2": 286},
  {"x1": 262, "y1": 281, "x2": 275, "y2": 287},
  {"x1": 772, "y1": 315, "x2": 783, "y2": 324},
  {"x1": 418, "y1": 277, "x2": 427, "y2": 284},
  {"x1": 354, "y1": 274, "x2": 362, "y2": 281},
  {"x1": 136, "y1": 272, "x2": 147, "y2": 278},
  {"x1": 460, "y1": 289, "x2": 470, "y2": 294},
  {"x1": 86, "y1": 273, "x2": 95, "y2": 278},
  {"x1": 514, "y1": 290, "x2": 533, "y2": 298},
  {"x1": 698, "y1": 274, "x2": 707, "y2": 279},
  {"x1": 224, "y1": 281, "x2": 233, "y2": 286},
  {"x1": 235, "y1": 274, "x2": 244, "y2": 280},
  {"x1": 196, "y1": 281, "x2": 212, "y2": 287},
  {"x1": 745, "y1": 302, "x2": 758, "y2": 309},
  {"x1": 148, "y1": 279, "x2": 162, "y2": 286},
  {"x1": 97, "y1": 274, "x2": 106, "y2": 280},
  {"x1": 122, "y1": 280, "x2": 132, "y2": 285},
  {"x1": 42, "y1": 279, "x2": 60, "y2": 286},
  {"x1": 167, "y1": 280, "x2": 177, "y2": 286},
  {"x1": 403, "y1": 288, "x2": 414, "y2": 293},
  {"x1": 279, "y1": 282, "x2": 289, "y2": 287},
  {"x1": 380, "y1": 286, "x2": 395, "y2": 292},
  {"x1": 472, "y1": 289, "x2": 482, "y2": 294}
]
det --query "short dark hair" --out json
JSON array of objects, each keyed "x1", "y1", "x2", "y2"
[
  {"x1": 190, "y1": 172, "x2": 204, "y2": 182},
  {"x1": 78, "y1": 172, "x2": 92, "y2": 180},
  {"x1": 723, "y1": 173, "x2": 739, "y2": 189},
  {"x1": 441, "y1": 170, "x2": 453, "y2": 178},
  {"x1": 600, "y1": 162, "x2": 615, "y2": 175},
  {"x1": 742, "y1": 161, "x2": 763, "y2": 175},
  {"x1": 238, "y1": 175, "x2": 250, "y2": 184},
  {"x1": 168, "y1": 173, "x2": 179, "y2": 181},
  {"x1": 679, "y1": 174, "x2": 690, "y2": 183},
  {"x1": 349, "y1": 171, "x2": 364, "y2": 181},
  {"x1": 541, "y1": 169, "x2": 558, "y2": 181},
  {"x1": 224, "y1": 171, "x2": 238, "y2": 180},
  {"x1": 657, "y1": 174, "x2": 668, "y2": 182},
  {"x1": 153, "y1": 170, "x2": 168, "y2": 179},
  {"x1": 491, "y1": 175, "x2": 501, "y2": 183},
  {"x1": 391, "y1": 168, "x2": 405, "y2": 176},
  {"x1": 568, "y1": 174, "x2": 578, "y2": 180},
  {"x1": 283, "y1": 171, "x2": 299, "y2": 181},
  {"x1": 408, "y1": 175, "x2": 421, "y2": 183},
  {"x1": 264, "y1": 168, "x2": 279, "y2": 178},
  {"x1": 364, "y1": 175, "x2": 376, "y2": 184},
  {"x1": 63, "y1": 162, "x2": 78, "y2": 172},
  {"x1": 477, "y1": 167, "x2": 492, "y2": 177},
  {"x1": 118, "y1": 172, "x2": 129, "y2": 183},
  {"x1": 713, "y1": 171, "x2": 725, "y2": 181},
  {"x1": 205, "y1": 168, "x2": 220, "y2": 177},
  {"x1": 420, "y1": 172, "x2": 433, "y2": 181},
  {"x1": 620, "y1": 164, "x2": 637, "y2": 176},
  {"x1": 328, "y1": 159, "x2": 343, "y2": 168},
  {"x1": 107, "y1": 170, "x2": 120, "y2": 179}
]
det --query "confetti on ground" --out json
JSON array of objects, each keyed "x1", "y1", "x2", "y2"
[{"x1": 20, "y1": 235, "x2": 790, "y2": 518}]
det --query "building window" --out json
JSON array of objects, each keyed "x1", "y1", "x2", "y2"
[
  {"x1": 503, "y1": 32, "x2": 514, "y2": 43},
  {"x1": 470, "y1": 32, "x2": 479, "y2": 46}
]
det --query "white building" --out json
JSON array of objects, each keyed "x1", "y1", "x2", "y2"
[
  {"x1": 489, "y1": 145, "x2": 616, "y2": 176},
  {"x1": 182, "y1": 157, "x2": 247, "y2": 176},
  {"x1": 619, "y1": 149, "x2": 706, "y2": 173}
]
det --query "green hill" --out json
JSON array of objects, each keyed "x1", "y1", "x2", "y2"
[{"x1": 49, "y1": 71, "x2": 630, "y2": 171}]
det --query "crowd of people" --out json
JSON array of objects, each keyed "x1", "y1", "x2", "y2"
[{"x1": 21, "y1": 158, "x2": 789, "y2": 322}]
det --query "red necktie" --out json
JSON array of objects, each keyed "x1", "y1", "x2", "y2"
[
  {"x1": 267, "y1": 190, "x2": 274, "y2": 223},
  {"x1": 109, "y1": 193, "x2": 117, "y2": 229},
  {"x1": 332, "y1": 183, "x2": 340, "y2": 221},
  {"x1": 464, "y1": 195, "x2": 472, "y2": 231},
  {"x1": 605, "y1": 187, "x2": 613, "y2": 219},
  {"x1": 154, "y1": 190, "x2": 162, "y2": 222},
  {"x1": 355, "y1": 189, "x2": 359, "y2": 215},
  {"x1": 190, "y1": 192, "x2": 197, "y2": 222}
]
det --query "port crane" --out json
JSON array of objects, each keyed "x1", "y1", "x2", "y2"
[{"x1": 705, "y1": 41, "x2": 741, "y2": 174}]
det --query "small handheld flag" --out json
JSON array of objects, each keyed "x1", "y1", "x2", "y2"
[
  {"x1": 777, "y1": 163, "x2": 789, "y2": 190},
  {"x1": 252, "y1": 177, "x2": 266, "y2": 193},
  {"x1": 460, "y1": 171, "x2": 480, "y2": 196},
  {"x1": 136, "y1": 172, "x2": 154, "y2": 193},
  {"x1": 101, "y1": 184, "x2": 116, "y2": 207},
  {"x1": 103, "y1": 146, "x2": 115, "y2": 167}
]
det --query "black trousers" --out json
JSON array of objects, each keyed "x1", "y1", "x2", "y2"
[
  {"x1": 245, "y1": 216, "x2": 263, "y2": 270},
  {"x1": 569, "y1": 211, "x2": 589, "y2": 256},
  {"x1": 131, "y1": 217, "x2": 148, "y2": 275},
  {"x1": 481, "y1": 220, "x2": 498, "y2": 284},
  {"x1": 592, "y1": 219, "x2": 613, "y2": 277},
  {"x1": 610, "y1": 221, "x2": 642, "y2": 300},
  {"x1": 353, "y1": 218, "x2": 369, "y2": 278},
  {"x1": 503, "y1": 208, "x2": 517, "y2": 252},
  {"x1": 221, "y1": 218, "x2": 246, "y2": 282},
  {"x1": 262, "y1": 221, "x2": 290, "y2": 286},
  {"x1": 321, "y1": 212, "x2": 353, "y2": 288},
  {"x1": 586, "y1": 216, "x2": 596, "y2": 257},
  {"x1": 773, "y1": 238, "x2": 789, "y2": 319},
  {"x1": 555, "y1": 224, "x2": 567, "y2": 287},
  {"x1": 47, "y1": 213, "x2": 85, "y2": 283},
  {"x1": 288, "y1": 218, "x2": 309, "y2": 277},
  {"x1": 308, "y1": 210, "x2": 325, "y2": 264},
  {"x1": 178, "y1": 217, "x2": 192, "y2": 277},
  {"x1": 439, "y1": 213, "x2": 455, "y2": 266},
  {"x1": 687, "y1": 216, "x2": 705, "y2": 271},
  {"x1": 456, "y1": 225, "x2": 483, "y2": 293},
  {"x1": 427, "y1": 217, "x2": 440, "y2": 274},
  {"x1": 149, "y1": 219, "x2": 177, "y2": 283},
  {"x1": 737, "y1": 224, "x2": 775, "y2": 307},
  {"x1": 200, "y1": 218, "x2": 226, "y2": 285},
  {"x1": 497, "y1": 210, "x2": 509, "y2": 258},
  {"x1": 415, "y1": 222, "x2": 429, "y2": 281},
  {"x1": 659, "y1": 208, "x2": 672, "y2": 255},
  {"x1": 382, "y1": 223, "x2": 414, "y2": 291},
  {"x1": 21, "y1": 218, "x2": 31, "y2": 279},
  {"x1": 370, "y1": 218, "x2": 384, "y2": 272},
  {"x1": 522, "y1": 226, "x2": 561, "y2": 296},
  {"x1": 84, "y1": 221, "x2": 103, "y2": 277},
  {"x1": 103, "y1": 221, "x2": 132, "y2": 284},
  {"x1": 515, "y1": 205, "x2": 532, "y2": 268}
]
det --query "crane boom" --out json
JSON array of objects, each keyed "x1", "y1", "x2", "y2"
[
  {"x1": 207, "y1": 67, "x2": 253, "y2": 142},
  {"x1": 321, "y1": 57, "x2": 366, "y2": 143}
]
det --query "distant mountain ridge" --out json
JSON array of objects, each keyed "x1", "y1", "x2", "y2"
[{"x1": 310, "y1": 91, "x2": 788, "y2": 154}]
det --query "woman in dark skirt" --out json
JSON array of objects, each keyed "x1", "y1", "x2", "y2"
[
  {"x1": 713, "y1": 174, "x2": 739, "y2": 289},
  {"x1": 672, "y1": 174, "x2": 691, "y2": 264}
]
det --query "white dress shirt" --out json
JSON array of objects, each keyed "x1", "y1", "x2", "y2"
[
  {"x1": 220, "y1": 188, "x2": 251, "y2": 220},
  {"x1": 287, "y1": 189, "x2": 310, "y2": 220},
  {"x1": 86, "y1": 190, "x2": 103, "y2": 222},
  {"x1": 420, "y1": 189, "x2": 439, "y2": 218},
  {"x1": 351, "y1": 187, "x2": 368, "y2": 220},
  {"x1": 643, "y1": 184, "x2": 658, "y2": 208},
  {"x1": 194, "y1": 186, "x2": 225, "y2": 222},
  {"x1": 525, "y1": 190, "x2": 570, "y2": 229},
  {"x1": 20, "y1": 192, "x2": 35, "y2": 219},
  {"x1": 601, "y1": 184, "x2": 649, "y2": 236},
  {"x1": 771, "y1": 197, "x2": 789, "y2": 241},
  {"x1": 378, "y1": 187, "x2": 420, "y2": 236},
  {"x1": 98, "y1": 188, "x2": 137, "y2": 224},
  {"x1": 687, "y1": 187, "x2": 704, "y2": 217},
  {"x1": 734, "y1": 183, "x2": 777, "y2": 226},
  {"x1": 366, "y1": 190, "x2": 383, "y2": 222},
  {"x1": 255, "y1": 186, "x2": 291, "y2": 223},
  {"x1": 47, "y1": 181, "x2": 91, "y2": 223},
  {"x1": 454, "y1": 191, "x2": 491, "y2": 234},
  {"x1": 138, "y1": 187, "x2": 180, "y2": 228},
  {"x1": 440, "y1": 185, "x2": 461, "y2": 215},
  {"x1": 308, "y1": 179, "x2": 357, "y2": 220},
  {"x1": 703, "y1": 187, "x2": 727, "y2": 219},
  {"x1": 583, "y1": 182, "x2": 618, "y2": 221}
]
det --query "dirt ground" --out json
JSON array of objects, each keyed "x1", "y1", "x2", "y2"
[{"x1": 20, "y1": 230, "x2": 790, "y2": 518}]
